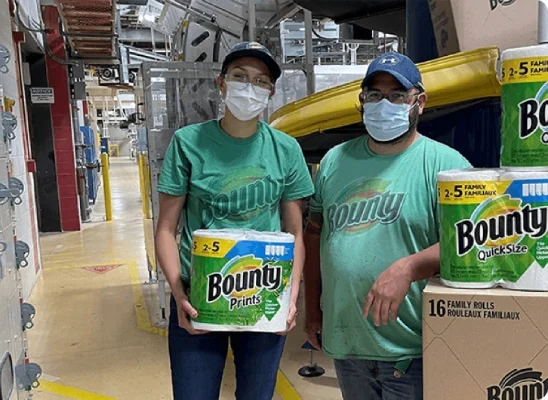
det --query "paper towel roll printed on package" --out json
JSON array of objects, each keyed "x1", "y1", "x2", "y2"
[
  {"x1": 500, "y1": 45, "x2": 548, "y2": 167},
  {"x1": 438, "y1": 169, "x2": 501, "y2": 289},
  {"x1": 189, "y1": 229, "x2": 294, "y2": 332},
  {"x1": 497, "y1": 169, "x2": 548, "y2": 291},
  {"x1": 438, "y1": 168, "x2": 548, "y2": 291}
]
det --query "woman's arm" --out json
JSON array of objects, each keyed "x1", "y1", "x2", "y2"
[
  {"x1": 155, "y1": 193, "x2": 187, "y2": 301},
  {"x1": 155, "y1": 192, "x2": 204, "y2": 334},
  {"x1": 281, "y1": 199, "x2": 305, "y2": 332}
]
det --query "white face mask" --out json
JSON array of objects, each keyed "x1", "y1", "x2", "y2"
[
  {"x1": 224, "y1": 81, "x2": 271, "y2": 121},
  {"x1": 362, "y1": 99, "x2": 419, "y2": 142}
]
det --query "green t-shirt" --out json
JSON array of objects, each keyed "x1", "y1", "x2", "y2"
[
  {"x1": 310, "y1": 135, "x2": 471, "y2": 361},
  {"x1": 157, "y1": 119, "x2": 315, "y2": 282}
]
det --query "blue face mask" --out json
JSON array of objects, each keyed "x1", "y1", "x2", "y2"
[{"x1": 362, "y1": 99, "x2": 415, "y2": 142}]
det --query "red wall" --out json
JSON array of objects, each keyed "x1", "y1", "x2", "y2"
[{"x1": 43, "y1": 6, "x2": 80, "y2": 231}]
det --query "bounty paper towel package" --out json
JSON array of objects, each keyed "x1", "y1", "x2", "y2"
[
  {"x1": 438, "y1": 168, "x2": 548, "y2": 291},
  {"x1": 189, "y1": 229, "x2": 294, "y2": 332},
  {"x1": 498, "y1": 169, "x2": 548, "y2": 291},
  {"x1": 438, "y1": 169, "x2": 500, "y2": 289},
  {"x1": 501, "y1": 45, "x2": 548, "y2": 167}
]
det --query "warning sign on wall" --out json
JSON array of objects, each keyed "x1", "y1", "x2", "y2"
[{"x1": 30, "y1": 88, "x2": 55, "y2": 104}]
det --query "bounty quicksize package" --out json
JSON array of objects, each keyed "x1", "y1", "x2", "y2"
[
  {"x1": 501, "y1": 44, "x2": 548, "y2": 167},
  {"x1": 189, "y1": 229, "x2": 294, "y2": 332},
  {"x1": 497, "y1": 169, "x2": 548, "y2": 290},
  {"x1": 438, "y1": 169, "x2": 501, "y2": 288},
  {"x1": 438, "y1": 168, "x2": 548, "y2": 291}
]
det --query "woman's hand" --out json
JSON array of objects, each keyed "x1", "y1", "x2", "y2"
[
  {"x1": 174, "y1": 293, "x2": 208, "y2": 335},
  {"x1": 277, "y1": 301, "x2": 298, "y2": 336}
]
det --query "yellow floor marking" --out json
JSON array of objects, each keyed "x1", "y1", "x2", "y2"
[
  {"x1": 44, "y1": 261, "x2": 133, "y2": 271},
  {"x1": 42, "y1": 254, "x2": 141, "y2": 267},
  {"x1": 39, "y1": 380, "x2": 118, "y2": 400},
  {"x1": 126, "y1": 262, "x2": 302, "y2": 399},
  {"x1": 43, "y1": 261, "x2": 301, "y2": 400},
  {"x1": 276, "y1": 370, "x2": 302, "y2": 400}
]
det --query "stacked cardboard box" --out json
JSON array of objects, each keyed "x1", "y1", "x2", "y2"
[
  {"x1": 423, "y1": 279, "x2": 548, "y2": 400},
  {"x1": 428, "y1": 0, "x2": 538, "y2": 57}
]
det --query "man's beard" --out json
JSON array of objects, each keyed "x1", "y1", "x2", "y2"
[
  {"x1": 367, "y1": 108, "x2": 420, "y2": 146},
  {"x1": 368, "y1": 126, "x2": 414, "y2": 145}
]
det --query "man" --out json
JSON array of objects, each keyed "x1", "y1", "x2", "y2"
[
  {"x1": 155, "y1": 42, "x2": 314, "y2": 400},
  {"x1": 303, "y1": 52, "x2": 472, "y2": 399}
]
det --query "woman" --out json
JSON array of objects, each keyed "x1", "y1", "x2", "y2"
[{"x1": 155, "y1": 41, "x2": 315, "y2": 400}]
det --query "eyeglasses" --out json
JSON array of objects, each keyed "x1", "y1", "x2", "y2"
[
  {"x1": 360, "y1": 89, "x2": 419, "y2": 105},
  {"x1": 224, "y1": 73, "x2": 274, "y2": 91}
]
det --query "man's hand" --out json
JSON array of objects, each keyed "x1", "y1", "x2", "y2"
[
  {"x1": 304, "y1": 311, "x2": 322, "y2": 350},
  {"x1": 362, "y1": 258, "x2": 413, "y2": 327},
  {"x1": 363, "y1": 244, "x2": 441, "y2": 327},
  {"x1": 174, "y1": 294, "x2": 208, "y2": 335}
]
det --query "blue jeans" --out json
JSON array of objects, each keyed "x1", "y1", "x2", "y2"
[
  {"x1": 168, "y1": 296, "x2": 286, "y2": 400},
  {"x1": 334, "y1": 358, "x2": 423, "y2": 400}
]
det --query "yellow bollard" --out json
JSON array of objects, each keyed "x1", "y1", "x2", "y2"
[
  {"x1": 101, "y1": 152, "x2": 113, "y2": 221},
  {"x1": 138, "y1": 153, "x2": 151, "y2": 219},
  {"x1": 143, "y1": 154, "x2": 152, "y2": 220}
]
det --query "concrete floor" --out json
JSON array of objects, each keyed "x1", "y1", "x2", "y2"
[{"x1": 27, "y1": 157, "x2": 342, "y2": 400}]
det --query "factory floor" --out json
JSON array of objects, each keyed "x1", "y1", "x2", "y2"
[{"x1": 27, "y1": 157, "x2": 342, "y2": 400}]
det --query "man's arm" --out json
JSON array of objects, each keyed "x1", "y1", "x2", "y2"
[
  {"x1": 303, "y1": 211, "x2": 323, "y2": 349},
  {"x1": 406, "y1": 243, "x2": 440, "y2": 282},
  {"x1": 280, "y1": 199, "x2": 306, "y2": 333},
  {"x1": 363, "y1": 243, "x2": 440, "y2": 327}
]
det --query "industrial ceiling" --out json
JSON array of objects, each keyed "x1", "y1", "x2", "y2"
[
  {"x1": 294, "y1": 0, "x2": 406, "y2": 37},
  {"x1": 55, "y1": 0, "x2": 117, "y2": 59}
]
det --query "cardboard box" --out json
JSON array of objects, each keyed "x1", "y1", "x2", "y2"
[
  {"x1": 423, "y1": 279, "x2": 548, "y2": 400},
  {"x1": 428, "y1": 0, "x2": 538, "y2": 57}
]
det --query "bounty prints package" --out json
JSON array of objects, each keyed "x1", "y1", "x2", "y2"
[
  {"x1": 189, "y1": 229, "x2": 294, "y2": 332},
  {"x1": 500, "y1": 45, "x2": 548, "y2": 167},
  {"x1": 438, "y1": 168, "x2": 548, "y2": 291}
]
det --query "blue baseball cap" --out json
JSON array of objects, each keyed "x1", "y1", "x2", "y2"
[
  {"x1": 361, "y1": 52, "x2": 424, "y2": 91},
  {"x1": 222, "y1": 41, "x2": 282, "y2": 82}
]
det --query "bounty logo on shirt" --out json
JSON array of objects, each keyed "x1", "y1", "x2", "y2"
[
  {"x1": 326, "y1": 178, "x2": 407, "y2": 237},
  {"x1": 200, "y1": 166, "x2": 282, "y2": 227}
]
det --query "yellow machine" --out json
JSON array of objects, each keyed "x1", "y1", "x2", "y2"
[{"x1": 269, "y1": 47, "x2": 501, "y2": 138}]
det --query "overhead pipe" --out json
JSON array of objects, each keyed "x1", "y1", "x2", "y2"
[
  {"x1": 304, "y1": 9, "x2": 315, "y2": 95},
  {"x1": 248, "y1": 0, "x2": 256, "y2": 41},
  {"x1": 13, "y1": 0, "x2": 45, "y2": 33}
]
